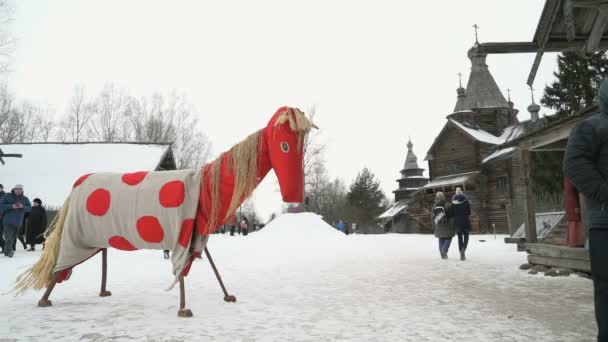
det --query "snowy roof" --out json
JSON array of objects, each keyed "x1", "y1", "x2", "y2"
[
  {"x1": 378, "y1": 200, "x2": 408, "y2": 220},
  {"x1": 0, "y1": 143, "x2": 173, "y2": 208},
  {"x1": 481, "y1": 147, "x2": 518, "y2": 164},
  {"x1": 512, "y1": 212, "x2": 565, "y2": 240},
  {"x1": 426, "y1": 119, "x2": 525, "y2": 161},
  {"x1": 423, "y1": 171, "x2": 478, "y2": 189}
]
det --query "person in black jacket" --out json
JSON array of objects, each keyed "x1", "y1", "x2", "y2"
[
  {"x1": 452, "y1": 187, "x2": 471, "y2": 261},
  {"x1": 26, "y1": 198, "x2": 47, "y2": 251},
  {"x1": 0, "y1": 184, "x2": 5, "y2": 253},
  {"x1": 564, "y1": 79, "x2": 608, "y2": 342}
]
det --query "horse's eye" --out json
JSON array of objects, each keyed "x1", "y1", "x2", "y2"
[{"x1": 280, "y1": 141, "x2": 290, "y2": 153}]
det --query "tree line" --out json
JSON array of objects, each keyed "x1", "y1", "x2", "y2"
[{"x1": 0, "y1": 83, "x2": 211, "y2": 169}]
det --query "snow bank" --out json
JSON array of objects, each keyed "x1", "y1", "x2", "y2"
[{"x1": 256, "y1": 213, "x2": 344, "y2": 241}]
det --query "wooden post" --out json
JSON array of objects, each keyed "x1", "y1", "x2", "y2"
[{"x1": 521, "y1": 149, "x2": 538, "y2": 243}]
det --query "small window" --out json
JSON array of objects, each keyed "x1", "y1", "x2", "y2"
[{"x1": 496, "y1": 177, "x2": 508, "y2": 191}]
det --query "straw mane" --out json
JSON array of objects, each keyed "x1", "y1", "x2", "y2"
[{"x1": 206, "y1": 107, "x2": 314, "y2": 232}]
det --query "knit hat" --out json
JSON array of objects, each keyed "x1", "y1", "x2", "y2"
[
  {"x1": 455, "y1": 187, "x2": 464, "y2": 195},
  {"x1": 13, "y1": 184, "x2": 23, "y2": 190},
  {"x1": 434, "y1": 191, "x2": 446, "y2": 204},
  {"x1": 33, "y1": 198, "x2": 42, "y2": 205}
]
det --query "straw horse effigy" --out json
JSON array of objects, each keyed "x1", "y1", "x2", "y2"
[{"x1": 15, "y1": 106, "x2": 315, "y2": 317}]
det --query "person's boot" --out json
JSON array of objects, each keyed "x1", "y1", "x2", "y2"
[
  {"x1": 163, "y1": 250, "x2": 170, "y2": 259},
  {"x1": 460, "y1": 249, "x2": 466, "y2": 261},
  {"x1": 28, "y1": 245, "x2": 35, "y2": 251}
]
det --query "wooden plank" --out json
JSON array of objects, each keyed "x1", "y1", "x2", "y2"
[
  {"x1": 529, "y1": 0, "x2": 561, "y2": 86},
  {"x1": 528, "y1": 255, "x2": 591, "y2": 272},
  {"x1": 526, "y1": 243, "x2": 590, "y2": 261},
  {"x1": 586, "y1": 5, "x2": 608, "y2": 52},
  {"x1": 520, "y1": 122, "x2": 578, "y2": 150},
  {"x1": 520, "y1": 149, "x2": 538, "y2": 243}
]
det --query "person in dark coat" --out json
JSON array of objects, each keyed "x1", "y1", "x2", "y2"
[
  {"x1": 432, "y1": 191, "x2": 454, "y2": 259},
  {"x1": 0, "y1": 183, "x2": 5, "y2": 253},
  {"x1": 564, "y1": 79, "x2": 608, "y2": 342},
  {"x1": 0, "y1": 184, "x2": 32, "y2": 257},
  {"x1": 452, "y1": 187, "x2": 471, "y2": 261},
  {"x1": 240, "y1": 217, "x2": 249, "y2": 236},
  {"x1": 26, "y1": 198, "x2": 47, "y2": 251}
]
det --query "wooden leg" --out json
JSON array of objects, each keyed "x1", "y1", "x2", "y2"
[
  {"x1": 177, "y1": 275, "x2": 193, "y2": 317},
  {"x1": 38, "y1": 274, "x2": 58, "y2": 307},
  {"x1": 100, "y1": 248, "x2": 112, "y2": 297},
  {"x1": 204, "y1": 247, "x2": 237, "y2": 303}
]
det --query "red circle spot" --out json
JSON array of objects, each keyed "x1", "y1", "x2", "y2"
[
  {"x1": 159, "y1": 181, "x2": 186, "y2": 208},
  {"x1": 179, "y1": 219, "x2": 195, "y2": 248},
  {"x1": 136, "y1": 216, "x2": 164, "y2": 243},
  {"x1": 73, "y1": 173, "x2": 93, "y2": 188},
  {"x1": 108, "y1": 236, "x2": 138, "y2": 251},
  {"x1": 122, "y1": 171, "x2": 148, "y2": 186},
  {"x1": 86, "y1": 189, "x2": 111, "y2": 216}
]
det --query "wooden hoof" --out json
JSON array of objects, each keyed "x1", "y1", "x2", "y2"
[
  {"x1": 38, "y1": 299, "x2": 52, "y2": 307},
  {"x1": 99, "y1": 290, "x2": 112, "y2": 297},
  {"x1": 224, "y1": 295, "x2": 237, "y2": 303},
  {"x1": 178, "y1": 309, "x2": 193, "y2": 317}
]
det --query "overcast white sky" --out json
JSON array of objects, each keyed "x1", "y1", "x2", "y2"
[{"x1": 8, "y1": 1, "x2": 560, "y2": 221}]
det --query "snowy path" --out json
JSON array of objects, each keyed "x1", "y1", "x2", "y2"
[{"x1": 0, "y1": 214, "x2": 595, "y2": 342}]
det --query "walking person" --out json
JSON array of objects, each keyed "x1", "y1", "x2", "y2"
[
  {"x1": 240, "y1": 217, "x2": 249, "y2": 236},
  {"x1": 432, "y1": 192, "x2": 454, "y2": 259},
  {"x1": 564, "y1": 79, "x2": 608, "y2": 342},
  {"x1": 337, "y1": 220, "x2": 345, "y2": 234},
  {"x1": 26, "y1": 198, "x2": 48, "y2": 251},
  {"x1": 227, "y1": 214, "x2": 236, "y2": 236},
  {"x1": 452, "y1": 187, "x2": 471, "y2": 261},
  {"x1": 0, "y1": 184, "x2": 32, "y2": 257},
  {"x1": 0, "y1": 184, "x2": 5, "y2": 254}
]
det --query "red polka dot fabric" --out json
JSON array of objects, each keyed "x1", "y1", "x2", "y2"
[
  {"x1": 73, "y1": 173, "x2": 93, "y2": 188},
  {"x1": 159, "y1": 180, "x2": 186, "y2": 208},
  {"x1": 108, "y1": 236, "x2": 138, "y2": 251},
  {"x1": 122, "y1": 171, "x2": 148, "y2": 186},
  {"x1": 86, "y1": 189, "x2": 111, "y2": 216},
  {"x1": 54, "y1": 169, "x2": 208, "y2": 286},
  {"x1": 136, "y1": 216, "x2": 164, "y2": 243}
]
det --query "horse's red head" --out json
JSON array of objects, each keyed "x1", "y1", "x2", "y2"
[{"x1": 263, "y1": 107, "x2": 316, "y2": 203}]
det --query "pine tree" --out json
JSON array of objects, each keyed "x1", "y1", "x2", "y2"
[
  {"x1": 541, "y1": 51, "x2": 608, "y2": 116},
  {"x1": 346, "y1": 168, "x2": 386, "y2": 225}
]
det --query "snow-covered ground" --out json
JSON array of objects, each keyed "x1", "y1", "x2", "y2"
[{"x1": 0, "y1": 213, "x2": 595, "y2": 342}]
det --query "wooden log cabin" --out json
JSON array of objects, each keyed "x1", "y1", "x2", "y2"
[{"x1": 407, "y1": 44, "x2": 547, "y2": 234}]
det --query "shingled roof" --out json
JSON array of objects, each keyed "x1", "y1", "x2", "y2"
[{"x1": 454, "y1": 45, "x2": 511, "y2": 112}]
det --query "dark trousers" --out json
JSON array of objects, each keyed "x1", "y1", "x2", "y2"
[
  {"x1": 230, "y1": 225, "x2": 235, "y2": 236},
  {"x1": 590, "y1": 230, "x2": 608, "y2": 342},
  {"x1": 457, "y1": 231, "x2": 469, "y2": 251},
  {"x1": 0, "y1": 221, "x2": 4, "y2": 251},
  {"x1": 12, "y1": 226, "x2": 26, "y2": 251},
  {"x1": 3, "y1": 224, "x2": 18, "y2": 256},
  {"x1": 242, "y1": 228, "x2": 248, "y2": 236}
]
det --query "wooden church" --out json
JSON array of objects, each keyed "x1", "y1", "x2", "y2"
[{"x1": 381, "y1": 43, "x2": 548, "y2": 234}]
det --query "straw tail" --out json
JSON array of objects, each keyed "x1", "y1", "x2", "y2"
[{"x1": 14, "y1": 196, "x2": 71, "y2": 295}]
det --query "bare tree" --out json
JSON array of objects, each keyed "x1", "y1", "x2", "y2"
[
  {"x1": 58, "y1": 84, "x2": 94, "y2": 142},
  {"x1": 89, "y1": 83, "x2": 130, "y2": 142},
  {"x1": 0, "y1": 82, "x2": 17, "y2": 142},
  {"x1": 0, "y1": 0, "x2": 15, "y2": 73},
  {"x1": 128, "y1": 91, "x2": 211, "y2": 169},
  {"x1": 303, "y1": 105, "x2": 325, "y2": 181}
]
